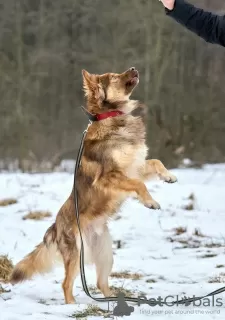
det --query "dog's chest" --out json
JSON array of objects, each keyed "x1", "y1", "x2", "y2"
[
  {"x1": 111, "y1": 123, "x2": 147, "y2": 178},
  {"x1": 112, "y1": 143, "x2": 148, "y2": 179},
  {"x1": 125, "y1": 144, "x2": 148, "y2": 178}
]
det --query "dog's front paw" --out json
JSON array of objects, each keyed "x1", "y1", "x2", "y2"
[
  {"x1": 161, "y1": 172, "x2": 177, "y2": 184},
  {"x1": 144, "y1": 199, "x2": 161, "y2": 210}
]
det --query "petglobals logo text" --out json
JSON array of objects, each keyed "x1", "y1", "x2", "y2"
[
  {"x1": 111, "y1": 292, "x2": 223, "y2": 317},
  {"x1": 136, "y1": 295, "x2": 223, "y2": 307}
]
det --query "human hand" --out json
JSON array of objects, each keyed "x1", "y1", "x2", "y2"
[{"x1": 159, "y1": 0, "x2": 175, "y2": 10}]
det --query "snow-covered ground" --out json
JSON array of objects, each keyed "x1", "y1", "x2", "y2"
[{"x1": 1, "y1": 165, "x2": 225, "y2": 319}]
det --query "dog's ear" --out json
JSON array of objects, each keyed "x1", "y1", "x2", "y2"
[
  {"x1": 82, "y1": 70, "x2": 92, "y2": 95},
  {"x1": 82, "y1": 70, "x2": 105, "y2": 104}
]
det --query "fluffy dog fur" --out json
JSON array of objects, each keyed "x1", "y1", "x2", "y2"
[{"x1": 10, "y1": 67, "x2": 177, "y2": 304}]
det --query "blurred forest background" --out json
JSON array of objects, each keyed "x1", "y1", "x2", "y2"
[{"x1": 0, "y1": 0, "x2": 225, "y2": 171}]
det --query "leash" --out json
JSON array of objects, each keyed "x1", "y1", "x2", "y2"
[{"x1": 73, "y1": 109, "x2": 225, "y2": 307}]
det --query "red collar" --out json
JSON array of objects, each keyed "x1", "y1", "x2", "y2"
[
  {"x1": 95, "y1": 110, "x2": 124, "y2": 121},
  {"x1": 82, "y1": 107, "x2": 124, "y2": 122}
]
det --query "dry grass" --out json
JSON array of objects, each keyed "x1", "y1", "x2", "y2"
[
  {"x1": 183, "y1": 203, "x2": 194, "y2": 211},
  {"x1": 0, "y1": 198, "x2": 18, "y2": 207},
  {"x1": 200, "y1": 253, "x2": 217, "y2": 259},
  {"x1": 208, "y1": 277, "x2": 221, "y2": 283},
  {"x1": 72, "y1": 305, "x2": 111, "y2": 318},
  {"x1": 182, "y1": 193, "x2": 196, "y2": 211},
  {"x1": 167, "y1": 236, "x2": 201, "y2": 249},
  {"x1": 110, "y1": 286, "x2": 135, "y2": 297},
  {"x1": 146, "y1": 279, "x2": 157, "y2": 283},
  {"x1": 168, "y1": 233, "x2": 224, "y2": 250},
  {"x1": 208, "y1": 274, "x2": 225, "y2": 283},
  {"x1": 88, "y1": 286, "x2": 100, "y2": 295},
  {"x1": 111, "y1": 271, "x2": 142, "y2": 280},
  {"x1": 115, "y1": 240, "x2": 122, "y2": 249},
  {"x1": 23, "y1": 211, "x2": 52, "y2": 221},
  {"x1": 0, "y1": 255, "x2": 13, "y2": 283},
  {"x1": 216, "y1": 265, "x2": 225, "y2": 269},
  {"x1": 173, "y1": 227, "x2": 187, "y2": 235},
  {"x1": 167, "y1": 227, "x2": 216, "y2": 250},
  {"x1": 188, "y1": 193, "x2": 195, "y2": 201},
  {"x1": 205, "y1": 242, "x2": 223, "y2": 248},
  {"x1": 193, "y1": 228, "x2": 205, "y2": 237},
  {"x1": 38, "y1": 299, "x2": 48, "y2": 305}
]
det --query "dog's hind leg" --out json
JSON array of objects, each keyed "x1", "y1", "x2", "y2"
[
  {"x1": 62, "y1": 256, "x2": 79, "y2": 304},
  {"x1": 58, "y1": 232, "x2": 80, "y2": 304},
  {"x1": 92, "y1": 225, "x2": 113, "y2": 297}
]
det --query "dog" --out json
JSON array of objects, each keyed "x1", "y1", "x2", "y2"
[{"x1": 10, "y1": 67, "x2": 177, "y2": 304}]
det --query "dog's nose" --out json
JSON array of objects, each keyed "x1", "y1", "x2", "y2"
[{"x1": 130, "y1": 67, "x2": 136, "y2": 71}]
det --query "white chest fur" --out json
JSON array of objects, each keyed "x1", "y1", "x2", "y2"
[
  {"x1": 112, "y1": 143, "x2": 148, "y2": 179},
  {"x1": 126, "y1": 144, "x2": 148, "y2": 179}
]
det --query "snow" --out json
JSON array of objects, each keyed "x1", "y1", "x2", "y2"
[{"x1": 1, "y1": 165, "x2": 225, "y2": 319}]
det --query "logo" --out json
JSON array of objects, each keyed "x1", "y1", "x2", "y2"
[{"x1": 113, "y1": 292, "x2": 134, "y2": 317}]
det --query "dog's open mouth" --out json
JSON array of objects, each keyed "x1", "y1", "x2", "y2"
[{"x1": 126, "y1": 71, "x2": 139, "y2": 87}]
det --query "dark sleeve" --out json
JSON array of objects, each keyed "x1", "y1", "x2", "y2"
[{"x1": 166, "y1": 0, "x2": 225, "y2": 47}]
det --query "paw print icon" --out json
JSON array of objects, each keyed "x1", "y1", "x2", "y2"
[{"x1": 113, "y1": 292, "x2": 135, "y2": 317}]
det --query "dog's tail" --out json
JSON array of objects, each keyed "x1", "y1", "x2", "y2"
[{"x1": 10, "y1": 223, "x2": 59, "y2": 284}]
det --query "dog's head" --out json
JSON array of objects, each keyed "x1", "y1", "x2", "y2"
[{"x1": 82, "y1": 68, "x2": 139, "y2": 112}]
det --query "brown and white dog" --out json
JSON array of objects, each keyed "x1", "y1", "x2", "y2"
[{"x1": 10, "y1": 67, "x2": 177, "y2": 304}]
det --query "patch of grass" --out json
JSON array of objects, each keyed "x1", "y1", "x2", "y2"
[
  {"x1": 193, "y1": 228, "x2": 205, "y2": 237},
  {"x1": 218, "y1": 272, "x2": 225, "y2": 277},
  {"x1": 176, "y1": 280, "x2": 197, "y2": 284},
  {"x1": 200, "y1": 253, "x2": 217, "y2": 259},
  {"x1": 173, "y1": 227, "x2": 187, "y2": 235},
  {"x1": 208, "y1": 277, "x2": 220, "y2": 283},
  {"x1": 182, "y1": 193, "x2": 196, "y2": 211},
  {"x1": 188, "y1": 193, "x2": 195, "y2": 201},
  {"x1": 88, "y1": 286, "x2": 100, "y2": 295},
  {"x1": 167, "y1": 236, "x2": 201, "y2": 249},
  {"x1": 176, "y1": 239, "x2": 189, "y2": 245},
  {"x1": 23, "y1": 211, "x2": 52, "y2": 221},
  {"x1": 0, "y1": 255, "x2": 13, "y2": 283},
  {"x1": 149, "y1": 256, "x2": 168, "y2": 260},
  {"x1": 113, "y1": 240, "x2": 124, "y2": 249},
  {"x1": 216, "y1": 265, "x2": 225, "y2": 269},
  {"x1": 158, "y1": 276, "x2": 166, "y2": 281},
  {"x1": 146, "y1": 279, "x2": 157, "y2": 283},
  {"x1": 111, "y1": 271, "x2": 142, "y2": 280},
  {"x1": 183, "y1": 203, "x2": 194, "y2": 211},
  {"x1": 116, "y1": 241, "x2": 122, "y2": 249},
  {"x1": 38, "y1": 299, "x2": 48, "y2": 305},
  {"x1": 0, "y1": 198, "x2": 18, "y2": 207},
  {"x1": 72, "y1": 305, "x2": 111, "y2": 318},
  {"x1": 168, "y1": 229, "x2": 224, "y2": 252},
  {"x1": 38, "y1": 298, "x2": 57, "y2": 305},
  {"x1": 110, "y1": 286, "x2": 135, "y2": 297},
  {"x1": 208, "y1": 275, "x2": 225, "y2": 283},
  {"x1": 205, "y1": 242, "x2": 223, "y2": 248}
]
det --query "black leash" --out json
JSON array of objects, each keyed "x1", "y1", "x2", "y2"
[{"x1": 73, "y1": 118, "x2": 225, "y2": 307}]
